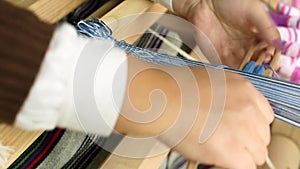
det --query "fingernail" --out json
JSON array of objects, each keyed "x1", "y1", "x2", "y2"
[
  {"x1": 264, "y1": 54, "x2": 272, "y2": 63},
  {"x1": 272, "y1": 39, "x2": 284, "y2": 50}
]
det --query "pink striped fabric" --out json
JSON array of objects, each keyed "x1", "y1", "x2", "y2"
[
  {"x1": 278, "y1": 54, "x2": 300, "y2": 83},
  {"x1": 266, "y1": 0, "x2": 300, "y2": 83}
]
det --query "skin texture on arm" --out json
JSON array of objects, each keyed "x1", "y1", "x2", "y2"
[
  {"x1": 115, "y1": 55, "x2": 274, "y2": 169},
  {"x1": 172, "y1": 0, "x2": 280, "y2": 68}
]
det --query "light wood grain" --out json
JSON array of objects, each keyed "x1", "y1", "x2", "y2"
[
  {"x1": 259, "y1": 135, "x2": 300, "y2": 169},
  {"x1": 0, "y1": 124, "x2": 43, "y2": 169},
  {"x1": 100, "y1": 138, "x2": 169, "y2": 169},
  {"x1": 239, "y1": 44, "x2": 258, "y2": 70},
  {"x1": 101, "y1": 0, "x2": 167, "y2": 41},
  {"x1": 265, "y1": 49, "x2": 281, "y2": 76},
  {"x1": 272, "y1": 119, "x2": 300, "y2": 148},
  {"x1": 5, "y1": 0, "x2": 37, "y2": 8}
]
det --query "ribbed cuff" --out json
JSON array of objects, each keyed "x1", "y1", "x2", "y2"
[{"x1": 0, "y1": 1, "x2": 55, "y2": 124}]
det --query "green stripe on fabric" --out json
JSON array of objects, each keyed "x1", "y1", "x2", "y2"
[{"x1": 8, "y1": 131, "x2": 49, "y2": 169}]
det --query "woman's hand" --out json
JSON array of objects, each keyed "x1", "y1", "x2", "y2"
[
  {"x1": 115, "y1": 56, "x2": 274, "y2": 169},
  {"x1": 173, "y1": 0, "x2": 280, "y2": 68},
  {"x1": 172, "y1": 66, "x2": 274, "y2": 169}
]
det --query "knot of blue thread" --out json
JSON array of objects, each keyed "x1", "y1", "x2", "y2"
[
  {"x1": 264, "y1": 64, "x2": 279, "y2": 78},
  {"x1": 77, "y1": 19, "x2": 114, "y2": 41},
  {"x1": 76, "y1": 19, "x2": 198, "y2": 66}
]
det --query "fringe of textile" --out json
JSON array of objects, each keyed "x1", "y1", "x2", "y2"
[{"x1": 0, "y1": 141, "x2": 14, "y2": 168}]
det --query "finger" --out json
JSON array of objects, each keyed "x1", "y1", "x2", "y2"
[
  {"x1": 248, "y1": 1, "x2": 280, "y2": 47},
  {"x1": 265, "y1": 45, "x2": 276, "y2": 62},
  {"x1": 256, "y1": 120, "x2": 272, "y2": 145},
  {"x1": 249, "y1": 108, "x2": 272, "y2": 145},
  {"x1": 264, "y1": 54, "x2": 272, "y2": 63},
  {"x1": 245, "y1": 131, "x2": 269, "y2": 166},
  {"x1": 253, "y1": 42, "x2": 274, "y2": 62},
  {"x1": 251, "y1": 95, "x2": 273, "y2": 146},
  {"x1": 256, "y1": 41, "x2": 269, "y2": 50},
  {"x1": 266, "y1": 46, "x2": 275, "y2": 56},
  {"x1": 217, "y1": 146, "x2": 256, "y2": 169}
]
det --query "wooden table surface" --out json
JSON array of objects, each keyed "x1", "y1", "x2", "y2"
[
  {"x1": 3, "y1": 1, "x2": 299, "y2": 169},
  {"x1": 1, "y1": 1, "x2": 170, "y2": 169}
]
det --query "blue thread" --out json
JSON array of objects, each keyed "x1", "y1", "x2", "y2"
[
  {"x1": 254, "y1": 64, "x2": 265, "y2": 76},
  {"x1": 264, "y1": 64, "x2": 280, "y2": 78},
  {"x1": 243, "y1": 61, "x2": 256, "y2": 73},
  {"x1": 242, "y1": 61, "x2": 264, "y2": 76},
  {"x1": 76, "y1": 19, "x2": 300, "y2": 128}
]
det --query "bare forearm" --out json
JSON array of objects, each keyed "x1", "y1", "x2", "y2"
[
  {"x1": 115, "y1": 55, "x2": 183, "y2": 137},
  {"x1": 115, "y1": 56, "x2": 213, "y2": 138}
]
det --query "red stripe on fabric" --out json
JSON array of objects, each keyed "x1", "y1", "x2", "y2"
[
  {"x1": 282, "y1": 4, "x2": 286, "y2": 14},
  {"x1": 291, "y1": 57, "x2": 296, "y2": 64},
  {"x1": 290, "y1": 67, "x2": 300, "y2": 82},
  {"x1": 297, "y1": 48, "x2": 300, "y2": 57},
  {"x1": 27, "y1": 129, "x2": 63, "y2": 169},
  {"x1": 277, "y1": 67, "x2": 282, "y2": 73}
]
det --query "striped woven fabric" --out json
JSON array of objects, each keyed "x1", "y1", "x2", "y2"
[
  {"x1": 8, "y1": 128, "x2": 123, "y2": 169},
  {"x1": 8, "y1": 23, "x2": 211, "y2": 169}
]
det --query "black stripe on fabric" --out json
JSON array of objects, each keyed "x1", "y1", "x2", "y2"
[
  {"x1": 8, "y1": 128, "x2": 65, "y2": 169},
  {"x1": 75, "y1": 144, "x2": 101, "y2": 169},
  {"x1": 87, "y1": 133, "x2": 124, "y2": 169},
  {"x1": 8, "y1": 131, "x2": 50, "y2": 169},
  {"x1": 64, "y1": 141, "x2": 101, "y2": 168},
  {"x1": 31, "y1": 129, "x2": 65, "y2": 169}
]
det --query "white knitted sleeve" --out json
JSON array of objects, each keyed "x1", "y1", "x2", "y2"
[{"x1": 15, "y1": 23, "x2": 128, "y2": 136}]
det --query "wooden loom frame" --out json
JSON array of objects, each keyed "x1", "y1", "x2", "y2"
[
  {"x1": 2, "y1": 0, "x2": 300, "y2": 168},
  {"x1": 1, "y1": 0, "x2": 170, "y2": 169}
]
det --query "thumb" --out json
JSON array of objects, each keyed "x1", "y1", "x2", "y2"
[{"x1": 248, "y1": 1, "x2": 281, "y2": 48}]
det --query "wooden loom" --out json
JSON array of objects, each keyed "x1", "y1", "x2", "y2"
[
  {"x1": 1, "y1": 0, "x2": 170, "y2": 168},
  {"x1": 1, "y1": 0, "x2": 300, "y2": 168}
]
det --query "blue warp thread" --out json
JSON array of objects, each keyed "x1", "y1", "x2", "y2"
[
  {"x1": 242, "y1": 61, "x2": 265, "y2": 76},
  {"x1": 77, "y1": 19, "x2": 300, "y2": 128}
]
